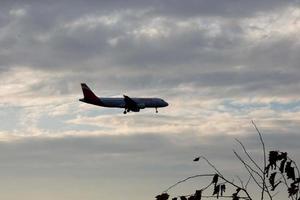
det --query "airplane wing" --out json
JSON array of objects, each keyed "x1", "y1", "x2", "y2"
[{"x1": 123, "y1": 95, "x2": 137, "y2": 108}]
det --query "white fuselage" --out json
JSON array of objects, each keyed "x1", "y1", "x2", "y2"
[
  {"x1": 79, "y1": 83, "x2": 168, "y2": 113},
  {"x1": 80, "y1": 97, "x2": 168, "y2": 108},
  {"x1": 101, "y1": 97, "x2": 168, "y2": 108}
]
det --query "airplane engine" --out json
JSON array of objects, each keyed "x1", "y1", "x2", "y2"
[
  {"x1": 131, "y1": 107, "x2": 140, "y2": 112},
  {"x1": 137, "y1": 103, "x2": 146, "y2": 109}
]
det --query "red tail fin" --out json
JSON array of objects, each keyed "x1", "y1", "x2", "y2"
[{"x1": 81, "y1": 83, "x2": 99, "y2": 101}]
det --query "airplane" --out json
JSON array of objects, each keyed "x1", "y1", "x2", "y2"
[{"x1": 79, "y1": 83, "x2": 169, "y2": 114}]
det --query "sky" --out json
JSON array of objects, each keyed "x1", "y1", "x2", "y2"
[{"x1": 1, "y1": 0, "x2": 300, "y2": 199}]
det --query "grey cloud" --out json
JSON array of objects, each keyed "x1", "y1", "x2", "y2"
[
  {"x1": 155, "y1": 0, "x2": 297, "y2": 18},
  {"x1": 0, "y1": 130, "x2": 299, "y2": 173},
  {"x1": 0, "y1": 130, "x2": 299, "y2": 200},
  {"x1": 0, "y1": 0, "x2": 298, "y2": 71},
  {"x1": 0, "y1": 133, "x2": 231, "y2": 179},
  {"x1": 2, "y1": 0, "x2": 297, "y2": 18},
  {"x1": 1, "y1": 1, "x2": 300, "y2": 199},
  {"x1": 1, "y1": 0, "x2": 299, "y2": 100}
]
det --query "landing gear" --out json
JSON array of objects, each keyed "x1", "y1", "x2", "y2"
[
  {"x1": 155, "y1": 107, "x2": 158, "y2": 113},
  {"x1": 124, "y1": 108, "x2": 130, "y2": 114}
]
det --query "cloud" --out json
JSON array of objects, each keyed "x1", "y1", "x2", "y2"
[
  {"x1": 1, "y1": 3, "x2": 299, "y2": 100},
  {"x1": 0, "y1": 130, "x2": 299, "y2": 199},
  {"x1": 0, "y1": 1, "x2": 300, "y2": 199}
]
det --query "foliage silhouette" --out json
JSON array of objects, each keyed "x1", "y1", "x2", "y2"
[{"x1": 156, "y1": 121, "x2": 300, "y2": 200}]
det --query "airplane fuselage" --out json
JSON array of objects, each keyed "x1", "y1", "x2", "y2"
[
  {"x1": 79, "y1": 83, "x2": 168, "y2": 114},
  {"x1": 80, "y1": 97, "x2": 168, "y2": 108}
]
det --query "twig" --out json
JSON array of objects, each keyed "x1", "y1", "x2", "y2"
[
  {"x1": 219, "y1": 176, "x2": 253, "y2": 200},
  {"x1": 236, "y1": 175, "x2": 245, "y2": 189},
  {"x1": 271, "y1": 191, "x2": 280, "y2": 198},
  {"x1": 252, "y1": 120, "x2": 267, "y2": 200},
  {"x1": 234, "y1": 151, "x2": 264, "y2": 190},
  {"x1": 235, "y1": 138, "x2": 264, "y2": 174},
  {"x1": 201, "y1": 181, "x2": 213, "y2": 193},
  {"x1": 233, "y1": 150, "x2": 264, "y2": 181},
  {"x1": 175, "y1": 194, "x2": 251, "y2": 199},
  {"x1": 199, "y1": 156, "x2": 223, "y2": 176},
  {"x1": 163, "y1": 174, "x2": 215, "y2": 193},
  {"x1": 245, "y1": 175, "x2": 251, "y2": 190},
  {"x1": 198, "y1": 156, "x2": 253, "y2": 200}
]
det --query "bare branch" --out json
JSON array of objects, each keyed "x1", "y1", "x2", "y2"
[
  {"x1": 198, "y1": 156, "x2": 253, "y2": 200},
  {"x1": 162, "y1": 174, "x2": 215, "y2": 193},
  {"x1": 235, "y1": 138, "x2": 264, "y2": 173},
  {"x1": 234, "y1": 150, "x2": 274, "y2": 200},
  {"x1": 234, "y1": 150, "x2": 264, "y2": 190},
  {"x1": 218, "y1": 175, "x2": 253, "y2": 200},
  {"x1": 198, "y1": 156, "x2": 223, "y2": 176},
  {"x1": 236, "y1": 175, "x2": 245, "y2": 189},
  {"x1": 271, "y1": 191, "x2": 280, "y2": 198},
  {"x1": 201, "y1": 181, "x2": 213, "y2": 192},
  {"x1": 234, "y1": 150, "x2": 264, "y2": 180},
  {"x1": 245, "y1": 176, "x2": 251, "y2": 190},
  {"x1": 158, "y1": 123, "x2": 300, "y2": 200},
  {"x1": 252, "y1": 120, "x2": 267, "y2": 200},
  {"x1": 175, "y1": 194, "x2": 251, "y2": 199}
]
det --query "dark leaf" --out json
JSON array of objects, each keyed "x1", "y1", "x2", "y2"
[
  {"x1": 156, "y1": 193, "x2": 169, "y2": 200},
  {"x1": 265, "y1": 164, "x2": 270, "y2": 177},
  {"x1": 232, "y1": 193, "x2": 239, "y2": 200},
  {"x1": 268, "y1": 151, "x2": 279, "y2": 170},
  {"x1": 278, "y1": 152, "x2": 287, "y2": 160},
  {"x1": 212, "y1": 174, "x2": 219, "y2": 186},
  {"x1": 269, "y1": 172, "x2": 276, "y2": 190},
  {"x1": 279, "y1": 158, "x2": 287, "y2": 173},
  {"x1": 294, "y1": 178, "x2": 300, "y2": 184},
  {"x1": 193, "y1": 157, "x2": 200, "y2": 162},
  {"x1": 285, "y1": 161, "x2": 296, "y2": 181},
  {"x1": 188, "y1": 195, "x2": 195, "y2": 200},
  {"x1": 220, "y1": 184, "x2": 226, "y2": 196},
  {"x1": 180, "y1": 196, "x2": 187, "y2": 200},
  {"x1": 285, "y1": 161, "x2": 292, "y2": 173},
  {"x1": 213, "y1": 185, "x2": 220, "y2": 198},
  {"x1": 194, "y1": 190, "x2": 202, "y2": 200},
  {"x1": 288, "y1": 183, "x2": 298, "y2": 197}
]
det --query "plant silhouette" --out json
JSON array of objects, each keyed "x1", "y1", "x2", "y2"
[{"x1": 156, "y1": 121, "x2": 300, "y2": 200}]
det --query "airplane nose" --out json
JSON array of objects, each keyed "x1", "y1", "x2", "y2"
[{"x1": 164, "y1": 101, "x2": 169, "y2": 107}]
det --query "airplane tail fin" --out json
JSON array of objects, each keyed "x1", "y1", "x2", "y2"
[{"x1": 80, "y1": 83, "x2": 99, "y2": 101}]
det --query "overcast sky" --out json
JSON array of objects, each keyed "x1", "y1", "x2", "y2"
[{"x1": 1, "y1": 0, "x2": 300, "y2": 199}]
